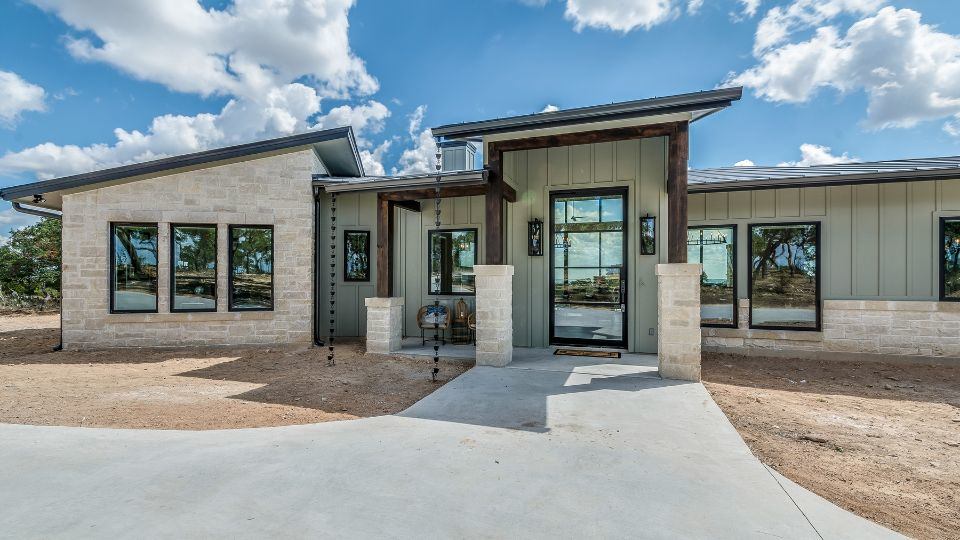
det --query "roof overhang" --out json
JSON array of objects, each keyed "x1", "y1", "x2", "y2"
[
  {"x1": 313, "y1": 170, "x2": 488, "y2": 194},
  {"x1": 431, "y1": 87, "x2": 743, "y2": 141},
  {"x1": 1, "y1": 127, "x2": 364, "y2": 210}
]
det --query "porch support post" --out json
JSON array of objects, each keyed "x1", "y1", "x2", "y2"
[
  {"x1": 364, "y1": 297, "x2": 404, "y2": 354},
  {"x1": 474, "y1": 265, "x2": 514, "y2": 367},
  {"x1": 656, "y1": 263, "x2": 701, "y2": 381},
  {"x1": 376, "y1": 195, "x2": 393, "y2": 297},
  {"x1": 667, "y1": 121, "x2": 689, "y2": 263},
  {"x1": 485, "y1": 149, "x2": 505, "y2": 265}
]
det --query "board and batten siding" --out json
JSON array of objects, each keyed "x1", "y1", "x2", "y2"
[
  {"x1": 688, "y1": 178, "x2": 960, "y2": 301},
  {"x1": 394, "y1": 195, "x2": 486, "y2": 337},
  {"x1": 501, "y1": 137, "x2": 668, "y2": 353},
  {"x1": 319, "y1": 191, "x2": 379, "y2": 338}
]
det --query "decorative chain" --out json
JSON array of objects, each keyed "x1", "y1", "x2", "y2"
[
  {"x1": 431, "y1": 141, "x2": 442, "y2": 382},
  {"x1": 328, "y1": 192, "x2": 337, "y2": 367}
]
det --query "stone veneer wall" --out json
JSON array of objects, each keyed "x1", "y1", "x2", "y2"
[
  {"x1": 703, "y1": 299, "x2": 960, "y2": 360},
  {"x1": 60, "y1": 149, "x2": 319, "y2": 349},
  {"x1": 656, "y1": 264, "x2": 702, "y2": 381}
]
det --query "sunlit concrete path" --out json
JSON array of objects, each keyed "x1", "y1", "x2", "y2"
[{"x1": 0, "y1": 350, "x2": 902, "y2": 539}]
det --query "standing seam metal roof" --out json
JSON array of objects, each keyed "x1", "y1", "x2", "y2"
[{"x1": 689, "y1": 156, "x2": 960, "y2": 191}]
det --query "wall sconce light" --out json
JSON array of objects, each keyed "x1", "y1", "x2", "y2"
[
  {"x1": 640, "y1": 215, "x2": 656, "y2": 255},
  {"x1": 528, "y1": 218, "x2": 543, "y2": 256}
]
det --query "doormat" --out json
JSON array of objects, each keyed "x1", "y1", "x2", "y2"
[{"x1": 553, "y1": 349, "x2": 622, "y2": 359}]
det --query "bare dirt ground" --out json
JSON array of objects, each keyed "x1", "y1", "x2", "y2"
[
  {"x1": 0, "y1": 314, "x2": 468, "y2": 430},
  {"x1": 703, "y1": 352, "x2": 960, "y2": 540}
]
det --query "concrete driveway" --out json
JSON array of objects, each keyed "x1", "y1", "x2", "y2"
[{"x1": 0, "y1": 350, "x2": 901, "y2": 539}]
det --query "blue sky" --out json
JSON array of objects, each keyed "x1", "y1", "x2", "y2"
[{"x1": 1, "y1": 0, "x2": 959, "y2": 238}]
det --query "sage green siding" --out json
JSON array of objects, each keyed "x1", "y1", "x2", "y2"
[
  {"x1": 502, "y1": 137, "x2": 668, "y2": 353},
  {"x1": 393, "y1": 195, "x2": 486, "y2": 337},
  {"x1": 689, "y1": 178, "x2": 960, "y2": 301},
  {"x1": 319, "y1": 191, "x2": 379, "y2": 338}
]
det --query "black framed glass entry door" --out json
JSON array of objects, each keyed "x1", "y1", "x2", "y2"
[{"x1": 550, "y1": 189, "x2": 627, "y2": 347}]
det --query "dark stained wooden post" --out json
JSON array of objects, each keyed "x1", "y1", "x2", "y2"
[
  {"x1": 485, "y1": 147, "x2": 505, "y2": 265},
  {"x1": 667, "y1": 122, "x2": 689, "y2": 263},
  {"x1": 376, "y1": 195, "x2": 393, "y2": 297}
]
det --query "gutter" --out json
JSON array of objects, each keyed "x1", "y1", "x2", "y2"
[
  {"x1": 312, "y1": 169, "x2": 488, "y2": 194},
  {"x1": 11, "y1": 202, "x2": 62, "y2": 220},
  {"x1": 688, "y1": 169, "x2": 960, "y2": 193}
]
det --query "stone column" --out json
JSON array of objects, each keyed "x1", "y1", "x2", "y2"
[
  {"x1": 474, "y1": 265, "x2": 514, "y2": 367},
  {"x1": 364, "y1": 297, "x2": 404, "y2": 354},
  {"x1": 656, "y1": 263, "x2": 702, "y2": 381}
]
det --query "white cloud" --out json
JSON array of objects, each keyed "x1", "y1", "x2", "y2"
[
  {"x1": 562, "y1": 0, "x2": 683, "y2": 32},
  {"x1": 778, "y1": 143, "x2": 859, "y2": 166},
  {"x1": 734, "y1": 159, "x2": 756, "y2": 166},
  {"x1": 393, "y1": 105, "x2": 438, "y2": 176},
  {"x1": 687, "y1": 0, "x2": 704, "y2": 14},
  {"x1": 730, "y1": 4, "x2": 960, "y2": 134},
  {"x1": 0, "y1": 204, "x2": 40, "y2": 245},
  {"x1": 29, "y1": 0, "x2": 376, "y2": 100},
  {"x1": 2, "y1": 1, "x2": 394, "y2": 180},
  {"x1": 739, "y1": 0, "x2": 761, "y2": 18},
  {"x1": 0, "y1": 70, "x2": 46, "y2": 126},
  {"x1": 540, "y1": 104, "x2": 560, "y2": 113}
]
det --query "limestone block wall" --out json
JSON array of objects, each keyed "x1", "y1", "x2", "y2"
[
  {"x1": 703, "y1": 299, "x2": 960, "y2": 360},
  {"x1": 60, "y1": 149, "x2": 319, "y2": 349}
]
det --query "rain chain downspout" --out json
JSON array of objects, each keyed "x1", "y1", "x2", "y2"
[
  {"x1": 431, "y1": 141, "x2": 443, "y2": 382},
  {"x1": 328, "y1": 192, "x2": 337, "y2": 366}
]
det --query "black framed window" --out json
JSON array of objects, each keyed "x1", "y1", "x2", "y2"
[
  {"x1": 171, "y1": 224, "x2": 217, "y2": 312},
  {"x1": 748, "y1": 222, "x2": 820, "y2": 330},
  {"x1": 110, "y1": 223, "x2": 158, "y2": 313},
  {"x1": 343, "y1": 230, "x2": 371, "y2": 282},
  {"x1": 941, "y1": 217, "x2": 960, "y2": 301},
  {"x1": 428, "y1": 229, "x2": 477, "y2": 295},
  {"x1": 228, "y1": 225, "x2": 273, "y2": 311},
  {"x1": 688, "y1": 225, "x2": 737, "y2": 327}
]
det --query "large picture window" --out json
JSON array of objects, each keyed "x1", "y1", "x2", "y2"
[
  {"x1": 688, "y1": 225, "x2": 736, "y2": 327},
  {"x1": 429, "y1": 229, "x2": 477, "y2": 295},
  {"x1": 748, "y1": 222, "x2": 820, "y2": 330},
  {"x1": 941, "y1": 217, "x2": 960, "y2": 301},
  {"x1": 229, "y1": 225, "x2": 273, "y2": 311},
  {"x1": 110, "y1": 223, "x2": 159, "y2": 313},
  {"x1": 171, "y1": 225, "x2": 217, "y2": 312}
]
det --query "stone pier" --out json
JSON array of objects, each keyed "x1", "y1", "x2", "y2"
[
  {"x1": 364, "y1": 297, "x2": 404, "y2": 354},
  {"x1": 656, "y1": 263, "x2": 702, "y2": 381},
  {"x1": 474, "y1": 265, "x2": 514, "y2": 367}
]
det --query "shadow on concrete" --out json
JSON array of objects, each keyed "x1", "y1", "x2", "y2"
[
  {"x1": 702, "y1": 352, "x2": 960, "y2": 407},
  {"x1": 175, "y1": 344, "x2": 469, "y2": 416},
  {"x1": 398, "y1": 359, "x2": 691, "y2": 433}
]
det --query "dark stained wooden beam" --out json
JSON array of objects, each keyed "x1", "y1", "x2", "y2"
[
  {"x1": 377, "y1": 184, "x2": 489, "y2": 201},
  {"x1": 376, "y1": 195, "x2": 393, "y2": 297},
  {"x1": 502, "y1": 181, "x2": 517, "y2": 203},
  {"x1": 392, "y1": 200, "x2": 421, "y2": 213},
  {"x1": 488, "y1": 123, "x2": 678, "y2": 154},
  {"x1": 485, "y1": 150, "x2": 505, "y2": 265},
  {"x1": 667, "y1": 122, "x2": 689, "y2": 263}
]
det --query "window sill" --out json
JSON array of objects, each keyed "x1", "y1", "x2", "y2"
[{"x1": 106, "y1": 311, "x2": 275, "y2": 324}]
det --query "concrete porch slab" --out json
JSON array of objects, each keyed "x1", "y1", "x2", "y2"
[{"x1": 0, "y1": 356, "x2": 902, "y2": 538}]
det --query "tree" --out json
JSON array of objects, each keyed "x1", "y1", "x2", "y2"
[{"x1": 0, "y1": 218, "x2": 61, "y2": 301}]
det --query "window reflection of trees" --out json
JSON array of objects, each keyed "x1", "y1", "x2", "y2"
[
  {"x1": 750, "y1": 223, "x2": 818, "y2": 328},
  {"x1": 230, "y1": 227, "x2": 273, "y2": 309},
  {"x1": 944, "y1": 219, "x2": 960, "y2": 299}
]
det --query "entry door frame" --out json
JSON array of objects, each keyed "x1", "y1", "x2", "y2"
[{"x1": 548, "y1": 186, "x2": 629, "y2": 349}]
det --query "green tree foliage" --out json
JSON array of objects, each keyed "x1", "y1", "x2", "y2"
[{"x1": 0, "y1": 218, "x2": 61, "y2": 301}]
